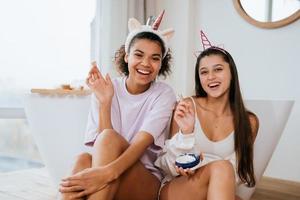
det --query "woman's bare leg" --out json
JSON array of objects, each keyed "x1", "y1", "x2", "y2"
[
  {"x1": 160, "y1": 160, "x2": 235, "y2": 200},
  {"x1": 61, "y1": 153, "x2": 92, "y2": 200},
  {"x1": 114, "y1": 161, "x2": 160, "y2": 200},
  {"x1": 207, "y1": 160, "x2": 235, "y2": 199},
  {"x1": 87, "y1": 129, "x2": 160, "y2": 200},
  {"x1": 87, "y1": 129, "x2": 130, "y2": 200}
]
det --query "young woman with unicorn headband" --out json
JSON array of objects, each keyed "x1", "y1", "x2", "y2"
[
  {"x1": 59, "y1": 11, "x2": 176, "y2": 200},
  {"x1": 155, "y1": 31, "x2": 259, "y2": 200}
]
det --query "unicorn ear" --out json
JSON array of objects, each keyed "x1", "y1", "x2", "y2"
[
  {"x1": 161, "y1": 28, "x2": 175, "y2": 41},
  {"x1": 128, "y1": 18, "x2": 141, "y2": 32}
]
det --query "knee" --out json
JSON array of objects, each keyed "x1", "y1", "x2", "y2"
[
  {"x1": 94, "y1": 129, "x2": 128, "y2": 151},
  {"x1": 209, "y1": 160, "x2": 235, "y2": 180},
  {"x1": 75, "y1": 152, "x2": 92, "y2": 166},
  {"x1": 70, "y1": 152, "x2": 91, "y2": 174}
]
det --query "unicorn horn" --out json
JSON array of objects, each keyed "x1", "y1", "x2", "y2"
[
  {"x1": 152, "y1": 10, "x2": 165, "y2": 30},
  {"x1": 200, "y1": 30, "x2": 212, "y2": 50}
]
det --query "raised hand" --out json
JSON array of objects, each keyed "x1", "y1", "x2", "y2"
[
  {"x1": 86, "y1": 62, "x2": 114, "y2": 104},
  {"x1": 59, "y1": 167, "x2": 111, "y2": 198},
  {"x1": 174, "y1": 100, "x2": 195, "y2": 134}
]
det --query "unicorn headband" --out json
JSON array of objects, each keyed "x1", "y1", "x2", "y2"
[
  {"x1": 197, "y1": 30, "x2": 227, "y2": 56},
  {"x1": 125, "y1": 10, "x2": 175, "y2": 58}
]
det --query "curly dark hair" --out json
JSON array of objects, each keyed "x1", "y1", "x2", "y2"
[{"x1": 114, "y1": 32, "x2": 172, "y2": 78}]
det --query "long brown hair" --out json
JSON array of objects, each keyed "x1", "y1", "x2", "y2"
[{"x1": 195, "y1": 47, "x2": 256, "y2": 187}]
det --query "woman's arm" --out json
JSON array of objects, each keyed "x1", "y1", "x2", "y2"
[
  {"x1": 86, "y1": 62, "x2": 114, "y2": 131},
  {"x1": 169, "y1": 110, "x2": 179, "y2": 138},
  {"x1": 155, "y1": 98, "x2": 197, "y2": 177},
  {"x1": 98, "y1": 101, "x2": 113, "y2": 131}
]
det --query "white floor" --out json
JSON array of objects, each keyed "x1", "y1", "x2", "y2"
[{"x1": 0, "y1": 168, "x2": 58, "y2": 200}]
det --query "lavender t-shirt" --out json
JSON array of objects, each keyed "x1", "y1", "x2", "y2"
[{"x1": 84, "y1": 77, "x2": 176, "y2": 180}]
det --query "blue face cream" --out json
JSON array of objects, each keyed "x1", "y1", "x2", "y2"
[{"x1": 175, "y1": 153, "x2": 200, "y2": 169}]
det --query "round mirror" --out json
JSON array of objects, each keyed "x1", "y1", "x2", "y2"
[{"x1": 233, "y1": 0, "x2": 300, "y2": 29}]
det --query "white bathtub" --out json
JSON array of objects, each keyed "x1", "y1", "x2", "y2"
[
  {"x1": 24, "y1": 94, "x2": 91, "y2": 185},
  {"x1": 24, "y1": 94, "x2": 294, "y2": 200}
]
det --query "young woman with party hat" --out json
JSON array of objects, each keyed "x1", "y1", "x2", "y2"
[
  {"x1": 59, "y1": 11, "x2": 176, "y2": 200},
  {"x1": 156, "y1": 31, "x2": 259, "y2": 200}
]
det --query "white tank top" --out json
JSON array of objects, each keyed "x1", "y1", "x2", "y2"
[
  {"x1": 155, "y1": 97, "x2": 240, "y2": 185},
  {"x1": 189, "y1": 97, "x2": 235, "y2": 160}
]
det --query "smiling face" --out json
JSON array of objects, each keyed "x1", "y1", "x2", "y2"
[
  {"x1": 124, "y1": 38, "x2": 162, "y2": 93},
  {"x1": 198, "y1": 54, "x2": 232, "y2": 99}
]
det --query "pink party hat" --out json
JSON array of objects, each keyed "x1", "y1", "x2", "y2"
[
  {"x1": 200, "y1": 30, "x2": 213, "y2": 50},
  {"x1": 194, "y1": 30, "x2": 226, "y2": 57}
]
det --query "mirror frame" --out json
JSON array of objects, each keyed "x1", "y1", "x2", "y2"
[{"x1": 233, "y1": 0, "x2": 300, "y2": 29}]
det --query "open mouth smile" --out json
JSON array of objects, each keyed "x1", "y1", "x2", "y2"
[
  {"x1": 137, "y1": 69, "x2": 151, "y2": 75},
  {"x1": 208, "y1": 82, "x2": 221, "y2": 89}
]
